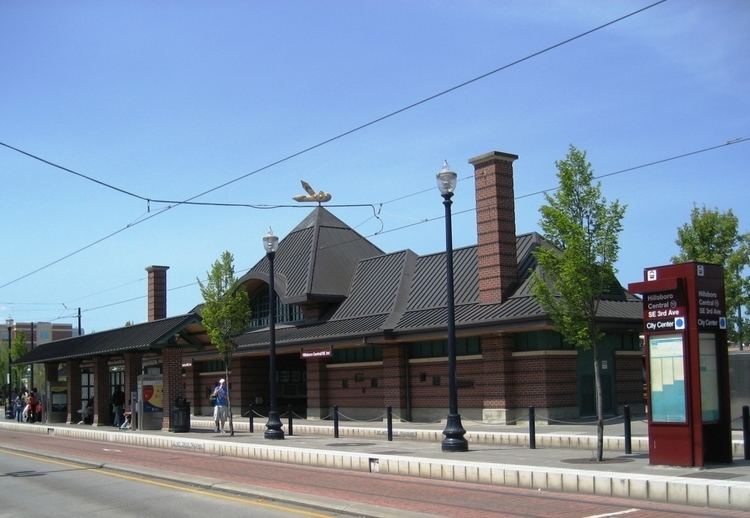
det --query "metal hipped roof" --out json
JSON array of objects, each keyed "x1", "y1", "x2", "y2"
[
  {"x1": 17, "y1": 314, "x2": 201, "y2": 364},
  {"x1": 235, "y1": 250, "x2": 416, "y2": 351},
  {"x1": 239, "y1": 207, "x2": 383, "y2": 303}
]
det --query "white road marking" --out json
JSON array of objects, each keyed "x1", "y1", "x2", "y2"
[{"x1": 583, "y1": 509, "x2": 640, "y2": 518}]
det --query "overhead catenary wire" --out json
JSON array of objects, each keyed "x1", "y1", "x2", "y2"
[
  {"x1": 5, "y1": 1, "x2": 668, "y2": 207},
  {"x1": 0, "y1": 141, "x2": 150, "y2": 202},
  {"x1": 37, "y1": 136, "x2": 748, "y2": 322},
  {"x1": 0, "y1": 1, "x2": 668, "y2": 292}
]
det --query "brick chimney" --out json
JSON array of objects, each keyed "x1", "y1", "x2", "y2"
[
  {"x1": 146, "y1": 265, "x2": 169, "y2": 321},
  {"x1": 469, "y1": 151, "x2": 519, "y2": 304}
]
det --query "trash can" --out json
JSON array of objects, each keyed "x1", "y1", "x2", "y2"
[{"x1": 171, "y1": 398, "x2": 190, "y2": 433}]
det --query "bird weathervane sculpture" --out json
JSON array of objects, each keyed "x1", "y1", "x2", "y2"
[{"x1": 292, "y1": 180, "x2": 332, "y2": 204}]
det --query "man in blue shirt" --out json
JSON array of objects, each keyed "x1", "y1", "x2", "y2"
[{"x1": 211, "y1": 378, "x2": 228, "y2": 433}]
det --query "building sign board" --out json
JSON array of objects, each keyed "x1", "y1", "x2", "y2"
[
  {"x1": 642, "y1": 289, "x2": 687, "y2": 332},
  {"x1": 301, "y1": 347, "x2": 332, "y2": 359}
]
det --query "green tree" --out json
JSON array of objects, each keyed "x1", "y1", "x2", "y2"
[
  {"x1": 672, "y1": 205, "x2": 750, "y2": 346},
  {"x1": 198, "y1": 251, "x2": 251, "y2": 436},
  {"x1": 532, "y1": 145, "x2": 626, "y2": 461}
]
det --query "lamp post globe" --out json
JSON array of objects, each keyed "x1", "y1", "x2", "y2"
[
  {"x1": 436, "y1": 161, "x2": 468, "y2": 452},
  {"x1": 263, "y1": 228, "x2": 284, "y2": 440}
]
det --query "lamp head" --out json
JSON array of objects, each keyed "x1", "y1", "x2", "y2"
[
  {"x1": 5, "y1": 318, "x2": 13, "y2": 328},
  {"x1": 436, "y1": 160, "x2": 457, "y2": 196},
  {"x1": 263, "y1": 227, "x2": 279, "y2": 254}
]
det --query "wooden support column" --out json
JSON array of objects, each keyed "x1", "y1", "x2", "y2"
[
  {"x1": 93, "y1": 356, "x2": 110, "y2": 426},
  {"x1": 123, "y1": 352, "x2": 141, "y2": 418},
  {"x1": 44, "y1": 363, "x2": 59, "y2": 383},
  {"x1": 66, "y1": 360, "x2": 81, "y2": 424}
]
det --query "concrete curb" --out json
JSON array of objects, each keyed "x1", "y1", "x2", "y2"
[
  {"x1": 2, "y1": 421, "x2": 748, "y2": 511},
  {"x1": 208, "y1": 419, "x2": 749, "y2": 457},
  {"x1": 191, "y1": 418, "x2": 653, "y2": 453}
]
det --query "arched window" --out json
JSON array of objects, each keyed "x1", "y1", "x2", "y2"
[{"x1": 249, "y1": 289, "x2": 303, "y2": 328}]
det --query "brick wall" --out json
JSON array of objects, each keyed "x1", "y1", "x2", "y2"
[
  {"x1": 469, "y1": 151, "x2": 519, "y2": 304},
  {"x1": 409, "y1": 359, "x2": 483, "y2": 410},
  {"x1": 146, "y1": 265, "x2": 169, "y2": 322},
  {"x1": 381, "y1": 345, "x2": 407, "y2": 416},
  {"x1": 511, "y1": 353, "x2": 578, "y2": 408},
  {"x1": 480, "y1": 334, "x2": 513, "y2": 410},
  {"x1": 161, "y1": 347, "x2": 184, "y2": 430},
  {"x1": 325, "y1": 364, "x2": 383, "y2": 416}
]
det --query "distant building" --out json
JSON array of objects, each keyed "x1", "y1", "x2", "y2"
[{"x1": 10, "y1": 322, "x2": 77, "y2": 347}]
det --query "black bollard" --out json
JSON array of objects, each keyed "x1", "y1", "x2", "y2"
[
  {"x1": 624, "y1": 404, "x2": 632, "y2": 455},
  {"x1": 386, "y1": 406, "x2": 393, "y2": 441},
  {"x1": 743, "y1": 406, "x2": 750, "y2": 461},
  {"x1": 529, "y1": 406, "x2": 536, "y2": 450},
  {"x1": 333, "y1": 405, "x2": 339, "y2": 438},
  {"x1": 288, "y1": 404, "x2": 293, "y2": 436},
  {"x1": 248, "y1": 403, "x2": 254, "y2": 433}
]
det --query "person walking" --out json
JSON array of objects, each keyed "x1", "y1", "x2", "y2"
[{"x1": 211, "y1": 378, "x2": 228, "y2": 433}]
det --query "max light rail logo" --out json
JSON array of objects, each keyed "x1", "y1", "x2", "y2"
[{"x1": 675, "y1": 317, "x2": 686, "y2": 330}]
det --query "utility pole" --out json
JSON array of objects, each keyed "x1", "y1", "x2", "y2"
[
  {"x1": 77, "y1": 307, "x2": 82, "y2": 336},
  {"x1": 30, "y1": 322, "x2": 35, "y2": 390}
]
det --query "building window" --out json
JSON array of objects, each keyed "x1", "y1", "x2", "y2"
[
  {"x1": 408, "y1": 337, "x2": 481, "y2": 359},
  {"x1": 331, "y1": 346, "x2": 383, "y2": 364},
  {"x1": 249, "y1": 289, "x2": 304, "y2": 328},
  {"x1": 513, "y1": 330, "x2": 642, "y2": 352},
  {"x1": 513, "y1": 331, "x2": 568, "y2": 352},
  {"x1": 196, "y1": 360, "x2": 225, "y2": 373},
  {"x1": 109, "y1": 367, "x2": 124, "y2": 393},
  {"x1": 81, "y1": 368, "x2": 94, "y2": 403}
]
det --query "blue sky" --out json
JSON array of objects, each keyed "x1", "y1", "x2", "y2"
[{"x1": 1, "y1": 1, "x2": 748, "y2": 333}]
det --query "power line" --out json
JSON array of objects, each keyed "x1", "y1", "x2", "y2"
[
  {"x1": 8, "y1": 134, "x2": 747, "y2": 315},
  {"x1": 337, "y1": 137, "x2": 750, "y2": 241},
  {"x1": 63, "y1": 136, "x2": 749, "y2": 318},
  {"x1": 0, "y1": 141, "x2": 149, "y2": 201},
  {"x1": 0, "y1": 1, "x2": 667, "y2": 292},
  {"x1": 514, "y1": 137, "x2": 750, "y2": 201}
]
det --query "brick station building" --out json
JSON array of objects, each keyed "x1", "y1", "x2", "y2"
[{"x1": 20, "y1": 150, "x2": 643, "y2": 429}]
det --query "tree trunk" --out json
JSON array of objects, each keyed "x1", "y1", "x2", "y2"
[
  {"x1": 592, "y1": 341, "x2": 604, "y2": 461},
  {"x1": 224, "y1": 352, "x2": 234, "y2": 437}
]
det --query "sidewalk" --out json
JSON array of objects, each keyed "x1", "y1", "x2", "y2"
[{"x1": 1, "y1": 413, "x2": 749, "y2": 512}]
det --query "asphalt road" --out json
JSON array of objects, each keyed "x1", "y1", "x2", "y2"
[
  {"x1": 0, "y1": 429, "x2": 745, "y2": 518},
  {"x1": 0, "y1": 447, "x2": 333, "y2": 518}
]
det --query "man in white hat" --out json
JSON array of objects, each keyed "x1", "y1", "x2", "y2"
[{"x1": 211, "y1": 378, "x2": 228, "y2": 433}]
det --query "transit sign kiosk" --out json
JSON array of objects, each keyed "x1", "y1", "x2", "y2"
[{"x1": 629, "y1": 262, "x2": 732, "y2": 466}]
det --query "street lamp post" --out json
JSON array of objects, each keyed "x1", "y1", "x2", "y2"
[
  {"x1": 263, "y1": 228, "x2": 284, "y2": 440},
  {"x1": 5, "y1": 318, "x2": 13, "y2": 419},
  {"x1": 436, "y1": 161, "x2": 468, "y2": 452}
]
